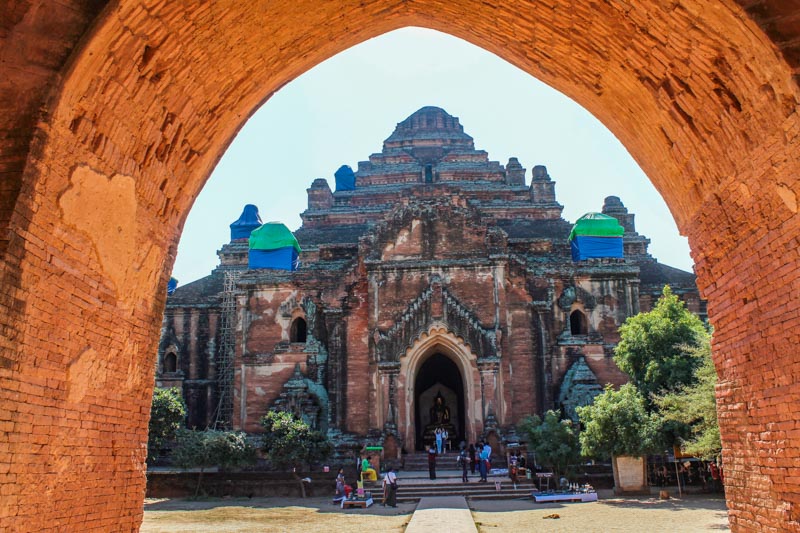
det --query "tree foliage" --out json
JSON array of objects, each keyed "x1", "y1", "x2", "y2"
[
  {"x1": 518, "y1": 410, "x2": 580, "y2": 478},
  {"x1": 653, "y1": 336, "x2": 721, "y2": 460},
  {"x1": 147, "y1": 387, "x2": 187, "y2": 463},
  {"x1": 614, "y1": 285, "x2": 708, "y2": 400},
  {"x1": 172, "y1": 429, "x2": 257, "y2": 497},
  {"x1": 260, "y1": 410, "x2": 332, "y2": 471},
  {"x1": 577, "y1": 384, "x2": 660, "y2": 459}
]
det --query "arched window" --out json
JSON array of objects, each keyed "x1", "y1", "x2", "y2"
[
  {"x1": 570, "y1": 310, "x2": 587, "y2": 335},
  {"x1": 290, "y1": 317, "x2": 307, "y2": 343},
  {"x1": 163, "y1": 351, "x2": 177, "y2": 373}
]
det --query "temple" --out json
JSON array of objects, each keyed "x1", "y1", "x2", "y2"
[{"x1": 156, "y1": 106, "x2": 704, "y2": 458}]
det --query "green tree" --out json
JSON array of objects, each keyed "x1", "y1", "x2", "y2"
[
  {"x1": 261, "y1": 410, "x2": 332, "y2": 498},
  {"x1": 518, "y1": 410, "x2": 580, "y2": 478},
  {"x1": 614, "y1": 285, "x2": 708, "y2": 400},
  {"x1": 653, "y1": 337, "x2": 721, "y2": 460},
  {"x1": 261, "y1": 410, "x2": 331, "y2": 470},
  {"x1": 172, "y1": 429, "x2": 257, "y2": 497},
  {"x1": 147, "y1": 387, "x2": 187, "y2": 463},
  {"x1": 577, "y1": 384, "x2": 659, "y2": 459}
]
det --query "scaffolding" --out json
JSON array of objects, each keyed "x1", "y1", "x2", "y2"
[{"x1": 212, "y1": 269, "x2": 242, "y2": 429}]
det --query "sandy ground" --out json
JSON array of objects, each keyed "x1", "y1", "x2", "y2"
[
  {"x1": 470, "y1": 492, "x2": 730, "y2": 532},
  {"x1": 142, "y1": 492, "x2": 729, "y2": 532},
  {"x1": 141, "y1": 497, "x2": 414, "y2": 532}
]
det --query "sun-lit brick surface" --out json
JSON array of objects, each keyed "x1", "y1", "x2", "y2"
[{"x1": 1, "y1": 1, "x2": 800, "y2": 530}]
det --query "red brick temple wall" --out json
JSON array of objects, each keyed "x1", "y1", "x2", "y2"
[{"x1": 2, "y1": 1, "x2": 800, "y2": 530}]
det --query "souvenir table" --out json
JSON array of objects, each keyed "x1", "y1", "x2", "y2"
[
  {"x1": 533, "y1": 490, "x2": 598, "y2": 503},
  {"x1": 341, "y1": 497, "x2": 374, "y2": 508}
]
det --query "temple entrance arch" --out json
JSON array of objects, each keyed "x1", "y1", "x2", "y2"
[
  {"x1": 399, "y1": 326, "x2": 481, "y2": 452},
  {"x1": 5, "y1": 1, "x2": 800, "y2": 529},
  {"x1": 414, "y1": 353, "x2": 464, "y2": 450}
]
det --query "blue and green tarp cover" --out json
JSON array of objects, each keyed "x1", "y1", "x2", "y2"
[
  {"x1": 569, "y1": 213, "x2": 624, "y2": 261},
  {"x1": 248, "y1": 222, "x2": 301, "y2": 270}
]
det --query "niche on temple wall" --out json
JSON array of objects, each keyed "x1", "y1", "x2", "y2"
[
  {"x1": 290, "y1": 315, "x2": 308, "y2": 343},
  {"x1": 569, "y1": 309, "x2": 588, "y2": 336}
]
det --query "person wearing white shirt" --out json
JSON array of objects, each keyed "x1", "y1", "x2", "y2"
[{"x1": 383, "y1": 468, "x2": 398, "y2": 507}]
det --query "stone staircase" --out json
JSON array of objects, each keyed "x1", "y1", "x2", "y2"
[
  {"x1": 401, "y1": 451, "x2": 464, "y2": 472},
  {"x1": 394, "y1": 475, "x2": 536, "y2": 503},
  {"x1": 362, "y1": 452, "x2": 537, "y2": 504}
]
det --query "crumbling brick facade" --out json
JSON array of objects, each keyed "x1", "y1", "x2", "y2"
[
  {"x1": 3, "y1": 1, "x2": 800, "y2": 531},
  {"x1": 159, "y1": 107, "x2": 704, "y2": 455}
]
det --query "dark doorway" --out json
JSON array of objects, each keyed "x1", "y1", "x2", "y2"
[
  {"x1": 290, "y1": 317, "x2": 307, "y2": 342},
  {"x1": 414, "y1": 353, "x2": 465, "y2": 450},
  {"x1": 570, "y1": 310, "x2": 587, "y2": 335}
]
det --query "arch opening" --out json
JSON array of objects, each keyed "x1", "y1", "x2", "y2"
[
  {"x1": 414, "y1": 352, "x2": 465, "y2": 451},
  {"x1": 570, "y1": 310, "x2": 588, "y2": 336},
  {"x1": 162, "y1": 352, "x2": 177, "y2": 374},
  {"x1": 3, "y1": 1, "x2": 800, "y2": 530},
  {"x1": 290, "y1": 317, "x2": 307, "y2": 343}
]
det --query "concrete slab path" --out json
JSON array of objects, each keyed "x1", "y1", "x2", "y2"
[{"x1": 405, "y1": 495, "x2": 477, "y2": 533}]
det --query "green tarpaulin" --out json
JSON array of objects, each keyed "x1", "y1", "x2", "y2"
[
  {"x1": 249, "y1": 222, "x2": 301, "y2": 253},
  {"x1": 568, "y1": 212, "x2": 624, "y2": 241}
]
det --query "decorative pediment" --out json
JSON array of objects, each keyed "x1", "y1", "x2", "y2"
[
  {"x1": 558, "y1": 357, "x2": 603, "y2": 424},
  {"x1": 271, "y1": 364, "x2": 330, "y2": 434},
  {"x1": 359, "y1": 199, "x2": 506, "y2": 262},
  {"x1": 371, "y1": 279, "x2": 498, "y2": 362}
]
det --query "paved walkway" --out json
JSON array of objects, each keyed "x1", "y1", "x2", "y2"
[{"x1": 405, "y1": 496, "x2": 477, "y2": 533}]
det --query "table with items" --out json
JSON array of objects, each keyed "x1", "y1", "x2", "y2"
[
  {"x1": 532, "y1": 483, "x2": 598, "y2": 503},
  {"x1": 341, "y1": 490, "x2": 374, "y2": 508}
]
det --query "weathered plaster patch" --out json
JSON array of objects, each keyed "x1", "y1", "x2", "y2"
[
  {"x1": 58, "y1": 166, "x2": 137, "y2": 293},
  {"x1": 58, "y1": 166, "x2": 162, "y2": 307},
  {"x1": 738, "y1": 182, "x2": 752, "y2": 200},
  {"x1": 776, "y1": 183, "x2": 798, "y2": 213},
  {"x1": 67, "y1": 348, "x2": 108, "y2": 403}
]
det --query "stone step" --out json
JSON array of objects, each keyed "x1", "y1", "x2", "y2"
[
  {"x1": 400, "y1": 452, "x2": 493, "y2": 471},
  {"x1": 375, "y1": 475, "x2": 536, "y2": 504},
  {"x1": 396, "y1": 487, "x2": 533, "y2": 503}
]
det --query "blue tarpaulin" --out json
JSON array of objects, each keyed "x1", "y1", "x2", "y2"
[
  {"x1": 570, "y1": 236, "x2": 623, "y2": 261},
  {"x1": 334, "y1": 165, "x2": 356, "y2": 191},
  {"x1": 248, "y1": 247, "x2": 299, "y2": 271},
  {"x1": 230, "y1": 204, "x2": 263, "y2": 240}
]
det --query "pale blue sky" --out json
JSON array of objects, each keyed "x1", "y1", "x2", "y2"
[{"x1": 172, "y1": 27, "x2": 692, "y2": 285}]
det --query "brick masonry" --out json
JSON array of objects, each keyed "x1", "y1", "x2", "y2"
[{"x1": 1, "y1": 1, "x2": 799, "y2": 531}]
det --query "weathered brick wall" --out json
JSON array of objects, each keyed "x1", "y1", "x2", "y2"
[{"x1": 2, "y1": 0, "x2": 800, "y2": 531}]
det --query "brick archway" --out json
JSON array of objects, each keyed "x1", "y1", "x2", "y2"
[
  {"x1": 399, "y1": 327, "x2": 482, "y2": 452},
  {"x1": 2, "y1": 1, "x2": 800, "y2": 530}
]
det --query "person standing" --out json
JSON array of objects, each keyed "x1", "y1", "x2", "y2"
[
  {"x1": 459, "y1": 447, "x2": 470, "y2": 482},
  {"x1": 435, "y1": 427, "x2": 443, "y2": 454},
  {"x1": 478, "y1": 441, "x2": 489, "y2": 482},
  {"x1": 428, "y1": 445, "x2": 437, "y2": 480},
  {"x1": 509, "y1": 453, "x2": 519, "y2": 487},
  {"x1": 383, "y1": 468, "x2": 398, "y2": 507},
  {"x1": 483, "y1": 441, "x2": 492, "y2": 470},
  {"x1": 442, "y1": 428, "x2": 449, "y2": 452},
  {"x1": 469, "y1": 443, "x2": 477, "y2": 474},
  {"x1": 709, "y1": 462, "x2": 721, "y2": 492},
  {"x1": 334, "y1": 467, "x2": 346, "y2": 503}
]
